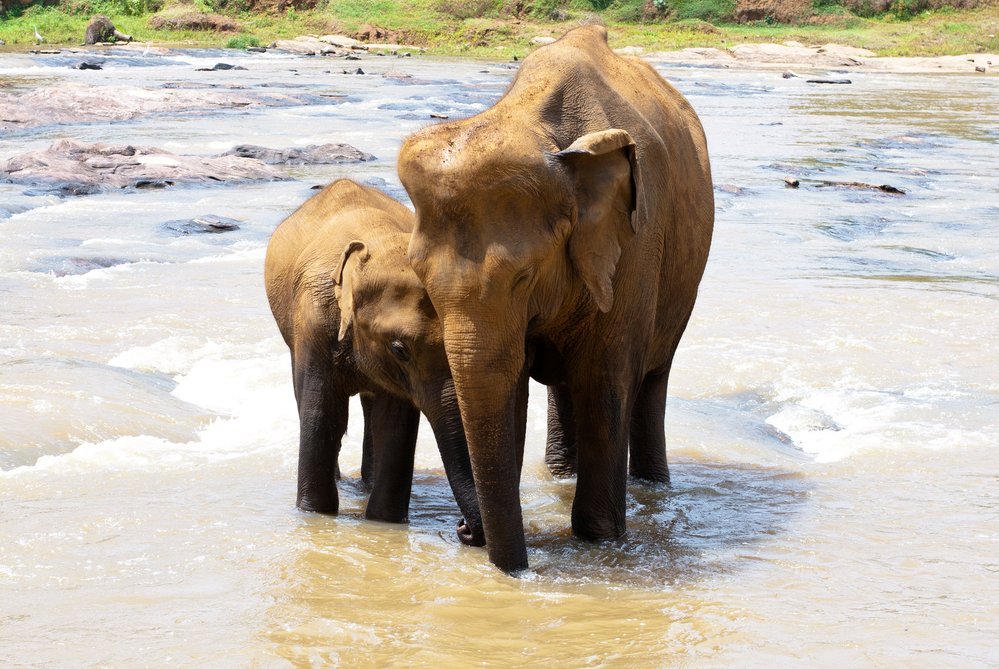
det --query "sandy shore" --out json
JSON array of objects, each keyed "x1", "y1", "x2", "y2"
[{"x1": 627, "y1": 41, "x2": 997, "y2": 74}]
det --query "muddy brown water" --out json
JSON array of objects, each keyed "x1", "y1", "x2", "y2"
[{"x1": 1, "y1": 48, "x2": 996, "y2": 667}]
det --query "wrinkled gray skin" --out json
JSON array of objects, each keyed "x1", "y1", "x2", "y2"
[
  {"x1": 398, "y1": 26, "x2": 714, "y2": 572},
  {"x1": 265, "y1": 179, "x2": 483, "y2": 545}
]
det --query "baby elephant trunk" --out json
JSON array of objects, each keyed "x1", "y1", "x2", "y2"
[{"x1": 425, "y1": 379, "x2": 484, "y2": 547}]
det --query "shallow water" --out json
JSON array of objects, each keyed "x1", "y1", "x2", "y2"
[{"x1": 1, "y1": 47, "x2": 997, "y2": 667}]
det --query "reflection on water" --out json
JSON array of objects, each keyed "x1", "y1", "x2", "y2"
[
  {"x1": 1, "y1": 47, "x2": 997, "y2": 667},
  {"x1": 796, "y1": 85, "x2": 999, "y2": 142},
  {"x1": 525, "y1": 462, "x2": 809, "y2": 587},
  {"x1": 266, "y1": 460, "x2": 806, "y2": 666}
]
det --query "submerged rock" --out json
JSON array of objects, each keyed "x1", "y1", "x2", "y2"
[
  {"x1": 784, "y1": 175, "x2": 905, "y2": 195},
  {"x1": 196, "y1": 62, "x2": 247, "y2": 71},
  {"x1": 162, "y1": 214, "x2": 242, "y2": 235},
  {"x1": 0, "y1": 139, "x2": 281, "y2": 195},
  {"x1": 0, "y1": 82, "x2": 309, "y2": 131},
  {"x1": 221, "y1": 143, "x2": 375, "y2": 165},
  {"x1": 36, "y1": 256, "x2": 132, "y2": 276}
]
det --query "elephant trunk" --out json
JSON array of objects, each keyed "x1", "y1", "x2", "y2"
[
  {"x1": 442, "y1": 315, "x2": 529, "y2": 573},
  {"x1": 424, "y1": 378, "x2": 484, "y2": 547}
]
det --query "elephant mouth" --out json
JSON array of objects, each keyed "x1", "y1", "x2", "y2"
[{"x1": 457, "y1": 518, "x2": 486, "y2": 547}]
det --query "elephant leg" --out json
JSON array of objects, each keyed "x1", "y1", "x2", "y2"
[
  {"x1": 628, "y1": 370, "x2": 670, "y2": 485},
  {"x1": 293, "y1": 347, "x2": 348, "y2": 514},
  {"x1": 568, "y1": 372, "x2": 633, "y2": 542},
  {"x1": 364, "y1": 394, "x2": 420, "y2": 524},
  {"x1": 359, "y1": 392, "x2": 375, "y2": 491},
  {"x1": 544, "y1": 383, "x2": 577, "y2": 478}
]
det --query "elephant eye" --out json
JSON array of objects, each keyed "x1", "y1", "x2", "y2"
[
  {"x1": 512, "y1": 267, "x2": 534, "y2": 291},
  {"x1": 389, "y1": 340, "x2": 410, "y2": 363}
]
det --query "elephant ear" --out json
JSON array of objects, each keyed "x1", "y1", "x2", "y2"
[
  {"x1": 333, "y1": 240, "x2": 367, "y2": 341},
  {"x1": 556, "y1": 129, "x2": 638, "y2": 313}
]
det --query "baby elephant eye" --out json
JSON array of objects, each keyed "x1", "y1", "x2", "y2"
[
  {"x1": 389, "y1": 340, "x2": 410, "y2": 362},
  {"x1": 512, "y1": 267, "x2": 534, "y2": 291}
]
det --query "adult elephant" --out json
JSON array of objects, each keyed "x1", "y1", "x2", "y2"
[
  {"x1": 398, "y1": 26, "x2": 714, "y2": 572},
  {"x1": 265, "y1": 179, "x2": 482, "y2": 546}
]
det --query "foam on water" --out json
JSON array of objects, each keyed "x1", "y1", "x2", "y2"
[
  {"x1": 2, "y1": 335, "x2": 298, "y2": 477},
  {"x1": 51, "y1": 259, "x2": 158, "y2": 289}
]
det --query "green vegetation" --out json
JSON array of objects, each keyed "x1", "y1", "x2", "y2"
[
  {"x1": 225, "y1": 32, "x2": 260, "y2": 47},
  {"x1": 1, "y1": 0, "x2": 997, "y2": 57}
]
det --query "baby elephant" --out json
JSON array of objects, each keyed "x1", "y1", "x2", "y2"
[{"x1": 265, "y1": 179, "x2": 482, "y2": 545}]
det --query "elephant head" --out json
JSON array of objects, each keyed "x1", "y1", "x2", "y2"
[
  {"x1": 398, "y1": 121, "x2": 639, "y2": 571},
  {"x1": 333, "y1": 232, "x2": 483, "y2": 546}
]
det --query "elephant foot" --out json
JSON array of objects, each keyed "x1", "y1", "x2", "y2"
[
  {"x1": 544, "y1": 443, "x2": 577, "y2": 479},
  {"x1": 297, "y1": 498, "x2": 338, "y2": 515},
  {"x1": 457, "y1": 518, "x2": 485, "y2": 547},
  {"x1": 545, "y1": 462, "x2": 577, "y2": 479},
  {"x1": 628, "y1": 472, "x2": 671, "y2": 488},
  {"x1": 571, "y1": 509, "x2": 626, "y2": 543},
  {"x1": 628, "y1": 458, "x2": 670, "y2": 486}
]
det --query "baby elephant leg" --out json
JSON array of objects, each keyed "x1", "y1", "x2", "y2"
[
  {"x1": 293, "y1": 348, "x2": 348, "y2": 514},
  {"x1": 364, "y1": 394, "x2": 420, "y2": 524}
]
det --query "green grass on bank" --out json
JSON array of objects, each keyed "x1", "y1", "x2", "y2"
[{"x1": 1, "y1": 0, "x2": 997, "y2": 57}]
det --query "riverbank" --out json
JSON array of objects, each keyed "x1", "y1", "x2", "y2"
[{"x1": 1, "y1": 2, "x2": 997, "y2": 60}]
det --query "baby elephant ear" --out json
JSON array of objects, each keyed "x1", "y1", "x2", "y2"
[
  {"x1": 556, "y1": 129, "x2": 638, "y2": 313},
  {"x1": 333, "y1": 240, "x2": 367, "y2": 342}
]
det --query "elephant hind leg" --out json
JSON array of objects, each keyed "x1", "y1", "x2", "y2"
[
  {"x1": 628, "y1": 370, "x2": 670, "y2": 485},
  {"x1": 544, "y1": 383, "x2": 577, "y2": 478}
]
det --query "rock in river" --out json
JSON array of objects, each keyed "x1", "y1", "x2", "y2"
[
  {"x1": 162, "y1": 214, "x2": 243, "y2": 235},
  {"x1": 272, "y1": 36, "x2": 345, "y2": 56},
  {"x1": 0, "y1": 82, "x2": 310, "y2": 131},
  {"x1": 0, "y1": 139, "x2": 282, "y2": 195},
  {"x1": 221, "y1": 143, "x2": 375, "y2": 165}
]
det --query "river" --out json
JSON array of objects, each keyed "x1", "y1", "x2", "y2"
[{"x1": 1, "y1": 44, "x2": 996, "y2": 667}]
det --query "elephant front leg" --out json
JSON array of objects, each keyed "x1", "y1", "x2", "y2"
[
  {"x1": 293, "y1": 351, "x2": 348, "y2": 514},
  {"x1": 628, "y1": 371, "x2": 670, "y2": 485},
  {"x1": 568, "y1": 375, "x2": 631, "y2": 542},
  {"x1": 363, "y1": 394, "x2": 420, "y2": 524},
  {"x1": 544, "y1": 383, "x2": 577, "y2": 478}
]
